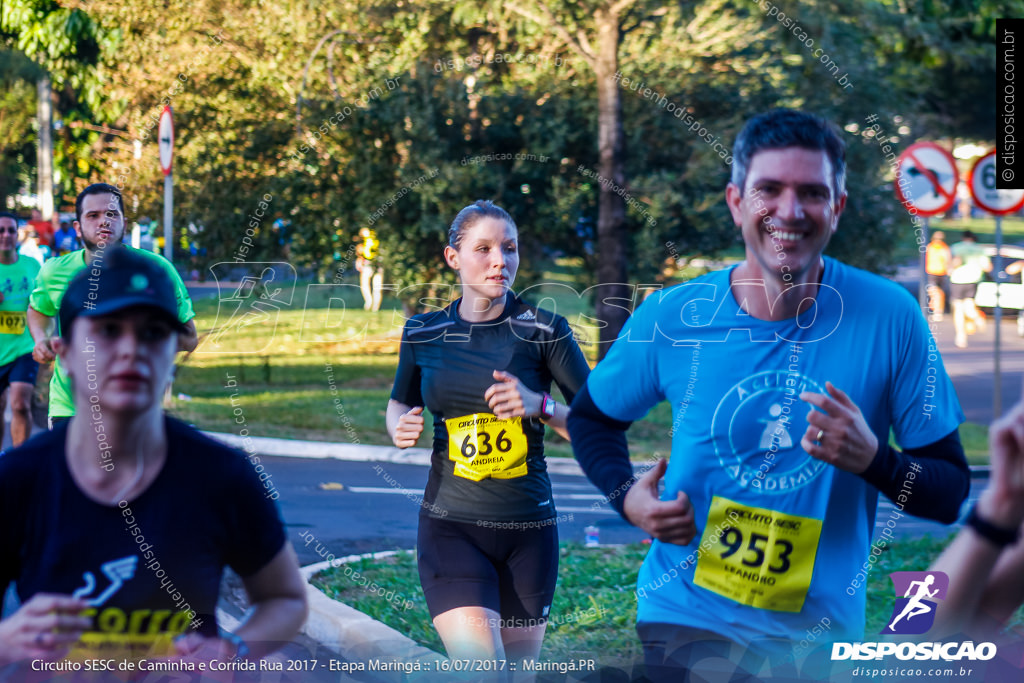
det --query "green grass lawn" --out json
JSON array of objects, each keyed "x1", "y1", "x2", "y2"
[
  {"x1": 312, "y1": 543, "x2": 647, "y2": 662},
  {"x1": 891, "y1": 215, "x2": 1024, "y2": 264},
  {"x1": 930, "y1": 216, "x2": 1024, "y2": 242},
  {"x1": 311, "y1": 537, "x2": 1024, "y2": 662}
]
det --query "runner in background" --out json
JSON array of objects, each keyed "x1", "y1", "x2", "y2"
[
  {"x1": 0, "y1": 212, "x2": 40, "y2": 447},
  {"x1": 0, "y1": 248, "x2": 306, "y2": 669},
  {"x1": 925, "y1": 230, "x2": 951, "y2": 322},
  {"x1": 356, "y1": 227, "x2": 383, "y2": 311},
  {"x1": 27, "y1": 209, "x2": 54, "y2": 254},
  {"x1": 17, "y1": 227, "x2": 45, "y2": 267},
  {"x1": 387, "y1": 200, "x2": 589, "y2": 676},
  {"x1": 949, "y1": 230, "x2": 992, "y2": 349},
  {"x1": 53, "y1": 220, "x2": 79, "y2": 256},
  {"x1": 28, "y1": 183, "x2": 197, "y2": 428}
]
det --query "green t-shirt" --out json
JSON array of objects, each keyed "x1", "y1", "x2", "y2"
[
  {"x1": 0, "y1": 255, "x2": 41, "y2": 367},
  {"x1": 950, "y1": 241, "x2": 991, "y2": 285},
  {"x1": 29, "y1": 247, "x2": 195, "y2": 418}
]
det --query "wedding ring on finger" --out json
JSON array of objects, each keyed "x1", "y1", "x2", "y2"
[{"x1": 816, "y1": 429, "x2": 825, "y2": 443}]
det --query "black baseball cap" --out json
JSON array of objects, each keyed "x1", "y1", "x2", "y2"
[{"x1": 59, "y1": 246, "x2": 186, "y2": 337}]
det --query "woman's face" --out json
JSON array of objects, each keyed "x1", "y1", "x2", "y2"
[
  {"x1": 58, "y1": 308, "x2": 179, "y2": 415},
  {"x1": 444, "y1": 217, "x2": 519, "y2": 302}
]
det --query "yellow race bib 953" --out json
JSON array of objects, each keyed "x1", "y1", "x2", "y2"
[
  {"x1": 0, "y1": 311, "x2": 26, "y2": 335},
  {"x1": 445, "y1": 413, "x2": 529, "y2": 481},
  {"x1": 694, "y1": 496, "x2": 822, "y2": 613}
]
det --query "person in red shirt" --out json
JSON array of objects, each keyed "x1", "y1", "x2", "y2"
[{"x1": 27, "y1": 209, "x2": 54, "y2": 250}]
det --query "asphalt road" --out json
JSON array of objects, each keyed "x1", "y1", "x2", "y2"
[
  {"x1": 893, "y1": 272, "x2": 1024, "y2": 424},
  {"x1": 269, "y1": 458, "x2": 635, "y2": 566},
  {"x1": 263, "y1": 456, "x2": 987, "y2": 568},
  {"x1": 931, "y1": 316, "x2": 1024, "y2": 423}
]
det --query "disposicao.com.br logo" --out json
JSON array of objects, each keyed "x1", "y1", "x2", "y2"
[{"x1": 831, "y1": 571, "x2": 997, "y2": 662}]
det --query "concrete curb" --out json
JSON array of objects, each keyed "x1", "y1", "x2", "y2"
[
  {"x1": 298, "y1": 551, "x2": 445, "y2": 680},
  {"x1": 201, "y1": 430, "x2": 587, "y2": 475}
]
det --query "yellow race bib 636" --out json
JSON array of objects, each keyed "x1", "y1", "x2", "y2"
[
  {"x1": 445, "y1": 413, "x2": 528, "y2": 481},
  {"x1": 694, "y1": 496, "x2": 822, "y2": 613}
]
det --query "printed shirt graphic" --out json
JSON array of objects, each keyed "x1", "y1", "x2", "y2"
[
  {"x1": 587, "y1": 258, "x2": 962, "y2": 649},
  {"x1": 0, "y1": 255, "x2": 40, "y2": 366},
  {"x1": 0, "y1": 416, "x2": 285, "y2": 660},
  {"x1": 28, "y1": 247, "x2": 195, "y2": 418}
]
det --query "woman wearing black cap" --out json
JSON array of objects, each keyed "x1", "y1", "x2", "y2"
[{"x1": 0, "y1": 247, "x2": 306, "y2": 669}]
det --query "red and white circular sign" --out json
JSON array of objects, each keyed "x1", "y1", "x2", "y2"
[
  {"x1": 894, "y1": 142, "x2": 958, "y2": 217},
  {"x1": 969, "y1": 151, "x2": 1024, "y2": 216},
  {"x1": 158, "y1": 106, "x2": 174, "y2": 176}
]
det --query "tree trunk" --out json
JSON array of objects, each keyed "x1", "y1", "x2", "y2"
[
  {"x1": 36, "y1": 74, "x2": 55, "y2": 220},
  {"x1": 593, "y1": 8, "x2": 629, "y2": 360}
]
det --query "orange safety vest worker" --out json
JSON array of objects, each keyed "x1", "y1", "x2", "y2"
[{"x1": 926, "y1": 240, "x2": 951, "y2": 276}]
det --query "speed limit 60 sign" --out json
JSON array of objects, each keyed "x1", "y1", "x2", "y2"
[{"x1": 970, "y1": 151, "x2": 1024, "y2": 215}]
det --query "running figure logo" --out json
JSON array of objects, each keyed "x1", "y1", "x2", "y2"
[
  {"x1": 882, "y1": 571, "x2": 949, "y2": 635},
  {"x1": 72, "y1": 556, "x2": 139, "y2": 607}
]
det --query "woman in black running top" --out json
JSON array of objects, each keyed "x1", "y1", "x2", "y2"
[{"x1": 387, "y1": 200, "x2": 589, "y2": 668}]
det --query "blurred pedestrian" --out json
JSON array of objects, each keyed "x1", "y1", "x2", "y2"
[
  {"x1": 949, "y1": 230, "x2": 991, "y2": 348},
  {"x1": 356, "y1": 227, "x2": 383, "y2": 311},
  {"x1": 925, "y1": 231, "x2": 951, "y2": 321},
  {"x1": 53, "y1": 221, "x2": 79, "y2": 256}
]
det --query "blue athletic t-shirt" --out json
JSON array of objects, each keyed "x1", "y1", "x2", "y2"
[{"x1": 587, "y1": 257, "x2": 962, "y2": 648}]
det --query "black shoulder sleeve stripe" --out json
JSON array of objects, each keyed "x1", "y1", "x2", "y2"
[
  {"x1": 860, "y1": 429, "x2": 970, "y2": 524},
  {"x1": 568, "y1": 383, "x2": 636, "y2": 518}
]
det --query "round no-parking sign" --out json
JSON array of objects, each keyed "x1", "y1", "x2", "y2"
[
  {"x1": 158, "y1": 106, "x2": 174, "y2": 176},
  {"x1": 894, "y1": 142, "x2": 958, "y2": 216}
]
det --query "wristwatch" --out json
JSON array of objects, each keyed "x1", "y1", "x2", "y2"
[
  {"x1": 966, "y1": 505, "x2": 1021, "y2": 548},
  {"x1": 540, "y1": 393, "x2": 556, "y2": 421}
]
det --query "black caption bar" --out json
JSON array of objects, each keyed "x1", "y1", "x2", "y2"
[{"x1": 998, "y1": 19, "x2": 1024, "y2": 189}]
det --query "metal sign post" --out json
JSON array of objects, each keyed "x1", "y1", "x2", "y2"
[
  {"x1": 969, "y1": 150, "x2": 1024, "y2": 418},
  {"x1": 894, "y1": 142, "x2": 959, "y2": 315},
  {"x1": 158, "y1": 106, "x2": 175, "y2": 262}
]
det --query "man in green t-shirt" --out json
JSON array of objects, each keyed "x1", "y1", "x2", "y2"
[
  {"x1": 0, "y1": 211, "x2": 41, "y2": 446},
  {"x1": 28, "y1": 184, "x2": 198, "y2": 426}
]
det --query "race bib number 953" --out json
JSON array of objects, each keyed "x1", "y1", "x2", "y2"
[
  {"x1": 445, "y1": 413, "x2": 528, "y2": 482},
  {"x1": 694, "y1": 496, "x2": 822, "y2": 613}
]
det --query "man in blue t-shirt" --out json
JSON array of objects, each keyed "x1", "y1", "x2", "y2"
[{"x1": 568, "y1": 109, "x2": 969, "y2": 681}]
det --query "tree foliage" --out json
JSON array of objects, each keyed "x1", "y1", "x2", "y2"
[{"x1": 0, "y1": 0, "x2": 1014, "y2": 305}]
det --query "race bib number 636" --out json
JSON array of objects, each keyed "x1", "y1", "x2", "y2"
[
  {"x1": 694, "y1": 496, "x2": 822, "y2": 613},
  {"x1": 445, "y1": 413, "x2": 528, "y2": 482}
]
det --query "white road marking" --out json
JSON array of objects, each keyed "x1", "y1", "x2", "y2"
[{"x1": 345, "y1": 488, "x2": 616, "y2": 515}]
